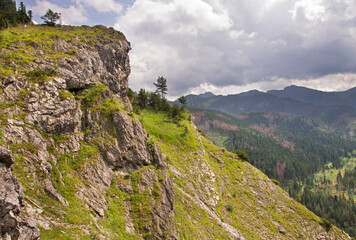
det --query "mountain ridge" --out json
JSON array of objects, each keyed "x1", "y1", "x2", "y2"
[
  {"x1": 267, "y1": 85, "x2": 356, "y2": 108},
  {"x1": 182, "y1": 86, "x2": 356, "y2": 136}
]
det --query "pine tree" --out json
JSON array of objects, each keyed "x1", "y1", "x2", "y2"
[
  {"x1": 178, "y1": 96, "x2": 187, "y2": 109},
  {"x1": 0, "y1": 0, "x2": 17, "y2": 28},
  {"x1": 137, "y1": 88, "x2": 148, "y2": 108},
  {"x1": 153, "y1": 76, "x2": 167, "y2": 99},
  {"x1": 0, "y1": 0, "x2": 31, "y2": 28},
  {"x1": 41, "y1": 9, "x2": 61, "y2": 26},
  {"x1": 17, "y1": 1, "x2": 29, "y2": 23}
]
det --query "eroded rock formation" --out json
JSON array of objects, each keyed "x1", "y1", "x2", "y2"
[
  {"x1": 0, "y1": 147, "x2": 40, "y2": 240},
  {"x1": 0, "y1": 26, "x2": 177, "y2": 239}
]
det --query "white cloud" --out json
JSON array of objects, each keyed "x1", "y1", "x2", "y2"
[
  {"x1": 290, "y1": 0, "x2": 326, "y2": 22},
  {"x1": 31, "y1": 0, "x2": 88, "y2": 24},
  {"x1": 75, "y1": 0, "x2": 123, "y2": 14},
  {"x1": 186, "y1": 73, "x2": 356, "y2": 97},
  {"x1": 116, "y1": 0, "x2": 232, "y2": 36},
  {"x1": 114, "y1": 0, "x2": 356, "y2": 97}
]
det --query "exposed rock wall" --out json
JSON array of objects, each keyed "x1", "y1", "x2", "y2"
[
  {"x1": 0, "y1": 147, "x2": 40, "y2": 240},
  {"x1": 0, "y1": 26, "x2": 176, "y2": 239}
]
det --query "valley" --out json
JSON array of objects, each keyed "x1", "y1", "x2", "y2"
[{"x1": 187, "y1": 88, "x2": 356, "y2": 237}]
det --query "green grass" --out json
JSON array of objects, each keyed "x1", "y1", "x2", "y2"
[
  {"x1": 25, "y1": 68, "x2": 58, "y2": 84},
  {"x1": 206, "y1": 130, "x2": 229, "y2": 147},
  {"x1": 313, "y1": 155, "x2": 356, "y2": 201},
  {"x1": 139, "y1": 109, "x2": 199, "y2": 151},
  {"x1": 0, "y1": 25, "x2": 127, "y2": 79},
  {"x1": 77, "y1": 83, "x2": 109, "y2": 106},
  {"x1": 58, "y1": 89, "x2": 74, "y2": 100},
  {"x1": 95, "y1": 98, "x2": 123, "y2": 119},
  {"x1": 173, "y1": 188, "x2": 227, "y2": 239},
  {"x1": 139, "y1": 108, "x2": 331, "y2": 239},
  {"x1": 99, "y1": 176, "x2": 140, "y2": 240}
]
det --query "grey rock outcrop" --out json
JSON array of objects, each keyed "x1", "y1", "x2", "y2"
[
  {"x1": 0, "y1": 26, "x2": 175, "y2": 239},
  {"x1": 43, "y1": 179, "x2": 69, "y2": 207},
  {"x1": 0, "y1": 147, "x2": 40, "y2": 240}
]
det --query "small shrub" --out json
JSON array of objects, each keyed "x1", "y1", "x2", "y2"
[
  {"x1": 65, "y1": 50, "x2": 76, "y2": 55},
  {"x1": 319, "y1": 217, "x2": 332, "y2": 232},
  {"x1": 25, "y1": 68, "x2": 58, "y2": 84},
  {"x1": 226, "y1": 203, "x2": 234, "y2": 213},
  {"x1": 58, "y1": 89, "x2": 74, "y2": 100},
  {"x1": 235, "y1": 150, "x2": 250, "y2": 162},
  {"x1": 78, "y1": 83, "x2": 108, "y2": 106},
  {"x1": 96, "y1": 99, "x2": 121, "y2": 119},
  {"x1": 271, "y1": 179, "x2": 280, "y2": 186},
  {"x1": 146, "y1": 137, "x2": 155, "y2": 154},
  {"x1": 197, "y1": 129, "x2": 205, "y2": 137}
]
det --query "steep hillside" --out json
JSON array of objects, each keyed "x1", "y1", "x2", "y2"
[
  {"x1": 0, "y1": 25, "x2": 351, "y2": 239},
  {"x1": 190, "y1": 109, "x2": 356, "y2": 237},
  {"x1": 191, "y1": 109, "x2": 356, "y2": 181}
]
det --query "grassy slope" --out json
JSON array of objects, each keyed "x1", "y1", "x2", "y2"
[
  {"x1": 0, "y1": 25, "x2": 126, "y2": 78},
  {"x1": 140, "y1": 109, "x2": 349, "y2": 239}
]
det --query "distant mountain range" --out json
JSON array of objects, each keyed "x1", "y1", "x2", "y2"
[
  {"x1": 180, "y1": 85, "x2": 356, "y2": 136},
  {"x1": 268, "y1": 85, "x2": 356, "y2": 108},
  {"x1": 183, "y1": 86, "x2": 356, "y2": 237}
]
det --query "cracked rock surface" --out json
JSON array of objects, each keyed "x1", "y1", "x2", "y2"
[{"x1": 0, "y1": 147, "x2": 40, "y2": 240}]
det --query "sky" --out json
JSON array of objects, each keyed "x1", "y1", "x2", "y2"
[{"x1": 22, "y1": 0, "x2": 356, "y2": 99}]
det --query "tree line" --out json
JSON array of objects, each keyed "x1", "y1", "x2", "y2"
[
  {"x1": 300, "y1": 188, "x2": 356, "y2": 237},
  {"x1": 0, "y1": 0, "x2": 32, "y2": 28},
  {"x1": 0, "y1": 0, "x2": 62, "y2": 29},
  {"x1": 128, "y1": 76, "x2": 187, "y2": 122}
]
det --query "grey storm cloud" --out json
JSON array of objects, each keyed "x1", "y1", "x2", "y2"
[{"x1": 114, "y1": 0, "x2": 356, "y2": 97}]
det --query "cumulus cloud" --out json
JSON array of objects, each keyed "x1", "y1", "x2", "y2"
[
  {"x1": 114, "y1": 0, "x2": 356, "y2": 97},
  {"x1": 31, "y1": 0, "x2": 88, "y2": 25},
  {"x1": 30, "y1": 0, "x2": 125, "y2": 25}
]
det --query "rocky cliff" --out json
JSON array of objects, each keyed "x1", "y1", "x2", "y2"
[
  {"x1": 0, "y1": 25, "x2": 351, "y2": 239},
  {"x1": 0, "y1": 147, "x2": 39, "y2": 239}
]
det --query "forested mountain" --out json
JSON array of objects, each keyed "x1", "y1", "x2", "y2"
[
  {"x1": 191, "y1": 108, "x2": 356, "y2": 236},
  {"x1": 182, "y1": 87, "x2": 356, "y2": 136},
  {"x1": 268, "y1": 85, "x2": 356, "y2": 109},
  {"x1": 191, "y1": 109, "x2": 355, "y2": 181}
]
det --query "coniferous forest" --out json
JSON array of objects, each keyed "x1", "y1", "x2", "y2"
[
  {"x1": 0, "y1": 0, "x2": 32, "y2": 29},
  {"x1": 191, "y1": 109, "x2": 356, "y2": 237}
]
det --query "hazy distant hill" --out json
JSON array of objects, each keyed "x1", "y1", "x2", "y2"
[
  {"x1": 268, "y1": 85, "x2": 356, "y2": 109},
  {"x1": 182, "y1": 86, "x2": 356, "y2": 136}
]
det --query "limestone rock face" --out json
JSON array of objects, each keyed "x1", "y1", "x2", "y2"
[
  {"x1": 0, "y1": 147, "x2": 40, "y2": 240},
  {"x1": 0, "y1": 26, "x2": 176, "y2": 239}
]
